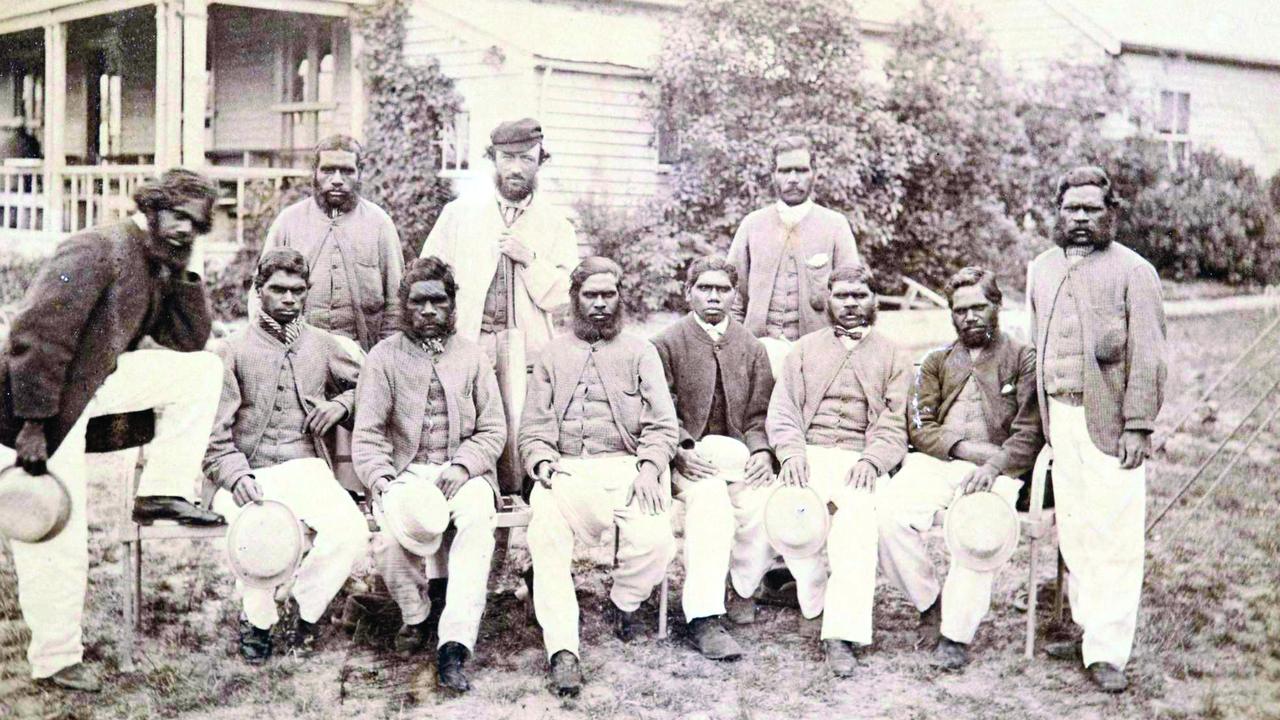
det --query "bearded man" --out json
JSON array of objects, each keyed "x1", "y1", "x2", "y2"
[
  {"x1": 519, "y1": 257, "x2": 679, "y2": 696},
  {"x1": 766, "y1": 264, "x2": 910, "y2": 678},
  {"x1": 727, "y1": 135, "x2": 859, "y2": 372},
  {"x1": 651, "y1": 256, "x2": 776, "y2": 660},
  {"x1": 1026, "y1": 166, "x2": 1166, "y2": 693},
  {"x1": 352, "y1": 257, "x2": 505, "y2": 693},
  {"x1": 877, "y1": 266, "x2": 1043, "y2": 672},
  {"x1": 259, "y1": 134, "x2": 404, "y2": 352},
  {"x1": 421, "y1": 118, "x2": 580, "y2": 359},
  {"x1": 204, "y1": 249, "x2": 370, "y2": 665},
  {"x1": 0, "y1": 168, "x2": 225, "y2": 691}
]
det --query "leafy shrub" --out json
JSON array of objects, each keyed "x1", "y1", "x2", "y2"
[
  {"x1": 0, "y1": 256, "x2": 45, "y2": 308},
  {"x1": 207, "y1": 179, "x2": 311, "y2": 321}
]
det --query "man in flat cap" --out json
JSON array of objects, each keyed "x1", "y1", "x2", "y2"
[
  {"x1": 728, "y1": 134, "x2": 859, "y2": 374},
  {"x1": 258, "y1": 134, "x2": 404, "y2": 353},
  {"x1": 1026, "y1": 166, "x2": 1166, "y2": 693},
  {"x1": 421, "y1": 118, "x2": 580, "y2": 360}
]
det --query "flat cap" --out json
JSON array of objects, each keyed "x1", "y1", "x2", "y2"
[{"x1": 490, "y1": 118, "x2": 544, "y2": 152}]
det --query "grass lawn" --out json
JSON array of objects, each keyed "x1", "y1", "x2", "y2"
[{"x1": 1, "y1": 309, "x2": 1278, "y2": 719}]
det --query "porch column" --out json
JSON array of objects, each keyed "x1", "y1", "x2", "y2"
[
  {"x1": 43, "y1": 22, "x2": 66, "y2": 234},
  {"x1": 154, "y1": 0, "x2": 182, "y2": 168},
  {"x1": 181, "y1": 0, "x2": 208, "y2": 167},
  {"x1": 348, "y1": 20, "x2": 365, "y2": 141}
]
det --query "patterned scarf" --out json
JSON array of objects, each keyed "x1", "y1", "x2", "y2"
[
  {"x1": 259, "y1": 313, "x2": 301, "y2": 346},
  {"x1": 420, "y1": 337, "x2": 445, "y2": 356}
]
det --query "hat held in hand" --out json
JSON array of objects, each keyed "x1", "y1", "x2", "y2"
[
  {"x1": 945, "y1": 491, "x2": 1020, "y2": 572},
  {"x1": 764, "y1": 485, "x2": 830, "y2": 559},
  {"x1": 379, "y1": 480, "x2": 450, "y2": 557},
  {"x1": 0, "y1": 465, "x2": 71, "y2": 543},
  {"x1": 227, "y1": 500, "x2": 304, "y2": 589}
]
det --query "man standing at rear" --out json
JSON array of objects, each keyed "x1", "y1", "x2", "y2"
[
  {"x1": 727, "y1": 135, "x2": 859, "y2": 371},
  {"x1": 259, "y1": 134, "x2": 404, "y2": 352},
  {"x1": 0, "y1": 169, "x2": 226, "y2": 691},
  {"x1": 1027, "y1": 166, "x2": 1167, "y2": 693},
  {"x1": 420, "y1": 118, "x2": 580, "y2": 360}
]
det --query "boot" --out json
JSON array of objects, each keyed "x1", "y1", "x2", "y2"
[
  {"x1": 688, "y1": 616, "x2": 742, "y2": 661},
  {"x1": 549, "y1": 650, "x2": 583, "y2": 697},
  {"x1": 239, "y1": 616, "x2": 273, "y2": 665},
  {"x1": 437, "y1": 641, "x2": 471, "y2": 693}
]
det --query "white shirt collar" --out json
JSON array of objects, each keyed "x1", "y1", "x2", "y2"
[
  {"x1": 776, "y1": 198, "x2": 814, "y2": 228},
  {"x1": 694, "y1": 314, "x2": 729, "y2": 341}
]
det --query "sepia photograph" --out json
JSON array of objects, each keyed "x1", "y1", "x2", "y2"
[{"x1": 0, "y1": 0, "x2": 1277, "y2": 717}]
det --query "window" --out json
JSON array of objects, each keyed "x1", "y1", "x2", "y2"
[
  {"x1": 436, "y1": 111, "x2": 470, "y2": 174},
  {"x1": 657, "y1": 111, "x2": 680, "y2": 166},
  {"x1": 19, "y1": 73, "x2": 42, "y2": 130},
  {"x1": 1157, "y1": 90, "x2": 1191, "y2": 170}
]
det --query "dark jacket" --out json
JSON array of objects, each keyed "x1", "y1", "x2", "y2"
[
  {"x1": 651, "y1": 313, "x2": 774, "y2": 454},
  {"x1": 908, "y1": 331, "x2": 1043, "y2": 478},
  {"x1": 1026, "y1": 242, "x2": 1167, "y2": 456},
  {"x1": 0, "y1": 220, "x2": 212, "y2": 453}
]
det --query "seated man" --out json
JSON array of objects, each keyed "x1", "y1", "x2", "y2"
[
  {"x1": 877, "y1": 266, "x2": 1043, "y2": 671},
  {"x1": 352, "y1": 257, "x2": 504, "y2": 694},
  {"x1": 652, "y1": 255, "x2": 776, "y2": 660},
  {"x1": 204, "y1": 249, "x2": 371, "y2": 664},
  {"x1": 767, "y1": 265, "x2": 910, "y2": 678},
  {"x1": 519, "y1": 257, "x2": 679, "y2": 697}
]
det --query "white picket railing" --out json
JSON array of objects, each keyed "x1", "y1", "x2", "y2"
[{"x1": 0, "y1": 163, "x2": 45, "y2": 232}]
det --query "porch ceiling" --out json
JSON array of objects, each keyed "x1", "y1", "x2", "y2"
[{"x1": 0, "y1": 0, "x2": 375, "y2": 35}]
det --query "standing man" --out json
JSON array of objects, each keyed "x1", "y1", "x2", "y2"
[
  {"x1": 259, "y1": 135, "x2": 404, "y2": 352},
  {"x1": 0, "y1": 169, "x2": 226, "y2": 691},
  {"x1": 421, "y1": 118, "x2": 580, "y2": 359},
  {"x1": 877, "y1": 266, "x2": 1043, "y2": 672},
  {"x1": 1026, "y1": 166, "x2": 1166, "y2": 693},
  {"x1": 766, "y1": 265, "x2": 910, "y2": 678},
  {"x1": 651, "y1": 256, "x2": 776, "y2": 660},
  {"x1": 519, "y1": 257, "x2": 679, "y2": 697},
  {"x1": 727, "y1": 135, "x2": 859, "y2": 370},
  {"x1": 204, "y1": 249, "x2": 370, "y2": 665},
  {"x1": 352, "y1": 257, "x2": 505, "y2": 694}
]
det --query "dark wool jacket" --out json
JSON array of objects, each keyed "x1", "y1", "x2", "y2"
[
  {"x1": 908, "y1": 330, "x2": 1044, "y2": 478},
  {"x1": 1027, "y1": 241, "x2": 1167, "y2": 457},
  {"x1": 651, "y1": 313, "x2": 774, "y2": 454},
  {"x1": 0, "y1": 220, "x2": 212, "y2": 453}
]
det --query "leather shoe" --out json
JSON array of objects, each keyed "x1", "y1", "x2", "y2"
[
  {"x1": 287, "y1": 617, "x2": 320, "y2": 656},
  {"x1": 931, "y1": 636, "x2": 968, "y2": 672},
  {"x1": 823, "y1": 639, "x2": 857, "y2": 678},
  {"x1": 1087, "y1": 662, "x2": 1128, "y2": 693},
  {"x1": 132, "y1": 496, "x2": 225, "y2": 527},
  {"x1": 239, "y1": 616, "x2": 272, "y2": 665},
  {"x1": 612, "y1": 602, "x2": 638, "y2": 643},
  {"x1": 393, "y1": 620, "x2": 430, "y2": 656},
  {"x1": 437, "y1": 641, "x2": 471, "y2": 693},
  {"x1": 725, "y1": 591, "x2": 756, "y2": 625},
  {"x1": 1045, "y1": 639, "x2": 1082, "y2": 661},
  {"x1": 36, "y1": 663, "x2": 100, "y2": 693},
  {"x1": 549, "y1": 650, "x2": 583, "y2": 697},
  {"x1": 688, "y1": 616, "x2": 742, "y2": 661}
]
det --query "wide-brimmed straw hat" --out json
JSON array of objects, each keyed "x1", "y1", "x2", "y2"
[
  {"x1": 945, "y1": 491, "x2": 1020, "y2": 572},
  {"x1": 379, "y1": 481, "x2": 449, "y2": 557},
  {"x1": 227, "y1": 500, "x2": 304, "y2": 589},
  {"x1": 0, "y1": 465, "x2": 71, "y2": 543},
  {"x1": 764, "y1": 485, "x2": 830, "y2": 559}
]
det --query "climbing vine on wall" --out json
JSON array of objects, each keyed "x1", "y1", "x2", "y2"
[{"x1": 355, "y1": 0, "x2": 462, "y2": 260}]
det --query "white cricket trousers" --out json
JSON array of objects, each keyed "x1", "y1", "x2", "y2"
[
  {"x1": 2, "y1": 349, "x2": 222, "y2": 678},
  {"x1": 672, "y1": 437, "x2": 774, "y2": 622},
  {"x1": 373, "y1": 463, "x2": 496, "y2": 652},
  {"x1": 212, "y1": 458, "x2": 370, "y2": 630},
  {"x1": 876, "y1": 452, "x2": 1021, "y2": 644},
  {"x1": 527, "y1": 455, "x2": 676, "y2": 659},
  {"x1": 1048, "y1": 398, "x2": 1146, "y2": 668}
]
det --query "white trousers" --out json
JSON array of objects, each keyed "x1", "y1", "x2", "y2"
[
  {"x1": 527, "y1": 455, "x2": 676, "y2": 659},
  {"x1": 212, "y1": 458, "x2": 370, "y2": 630},
  {"x1": 2, "y1": 349, "x2": 222, "y2": 678},
  {"x1": 672, "y1": 437, "x2": 774, "y2": 622},
  {"x1": 1049, "y1": 398, "x2": 1146, "y2": 668},
  {"x1": 876, "y1": 452, "x2": 1021, "y2": 644},
  {"x1": 374, "y1": 463, "x2": 496, "y2": 651}
]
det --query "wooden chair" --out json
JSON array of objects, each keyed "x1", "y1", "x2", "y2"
[{"x1": 88, "y1": 410, "x2": 226, "y2": 673}]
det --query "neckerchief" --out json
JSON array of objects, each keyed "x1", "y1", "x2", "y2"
[{"x1": 260, "y1": 313, "x2": 301, "y2": 346}]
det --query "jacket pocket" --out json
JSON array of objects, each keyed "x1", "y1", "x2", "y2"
[
  {"x1": 1092, "y1": 307, "x2": 1127, "y2": 364},
  {"x1": 804, "y1": 253, "x2": 832, "y2": 311}
]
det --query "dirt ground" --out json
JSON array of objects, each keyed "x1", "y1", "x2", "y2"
[{"x1": 1, "y1": 309, "x2": 1279, "y2": 719}]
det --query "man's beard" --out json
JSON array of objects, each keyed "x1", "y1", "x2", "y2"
[
  {"x1": 494, "y1": 171, "x2": 537, "y2": 203},
  {"x1": 1053, "y1": 223, "x2": 1112, "y2": 250},
  {"x1": 957, "y1": 315, "x2": 999, "y2": 349},
  {"x1": 827, "y1": 301, "x2": 876, "y2": 330},
  {"x1": 402, "y1": 310, "x2": 457, "y2": 342},
  {"x1": 313, "y1": 180, "x2": 360, "y2": 214},
  {"x1": 144, "y1": 209, "x2": 192, "y2": 274},
  {"x1": 572, "y1": 304, "x2": 623, "y2": 343}
]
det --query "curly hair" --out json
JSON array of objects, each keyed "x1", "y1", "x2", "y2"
[
  {"x1": 254, "y1": 248, "x2": 310, "y2": 290},
  {"x1": 944, "y1": 266, "x2": 1002, "y2": 307},
  {"x1": 1055, "y1": 165, "x2": 1119, "y2": 209},
  {"x1": 683, "y1": 255, "x2": 739, "y2": 295},
  {"x1": 314, "y1": 134, "x2": 363, "y2": 169},
  {"x1": 131, "y1": 169, "x2": 218, "y2": 233},
  {"x1": 569, "y1": 256, "x2": 624, "y2": 296},
  {"x1": 401, "y1": 256, "x2": 458, "y2": 308},
  {"x1": 772, "y1": 134, "x2": 816, "y2": 167},
  {"x1": 828, "y1": 264, "x2": 874, "y2": 289}
]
